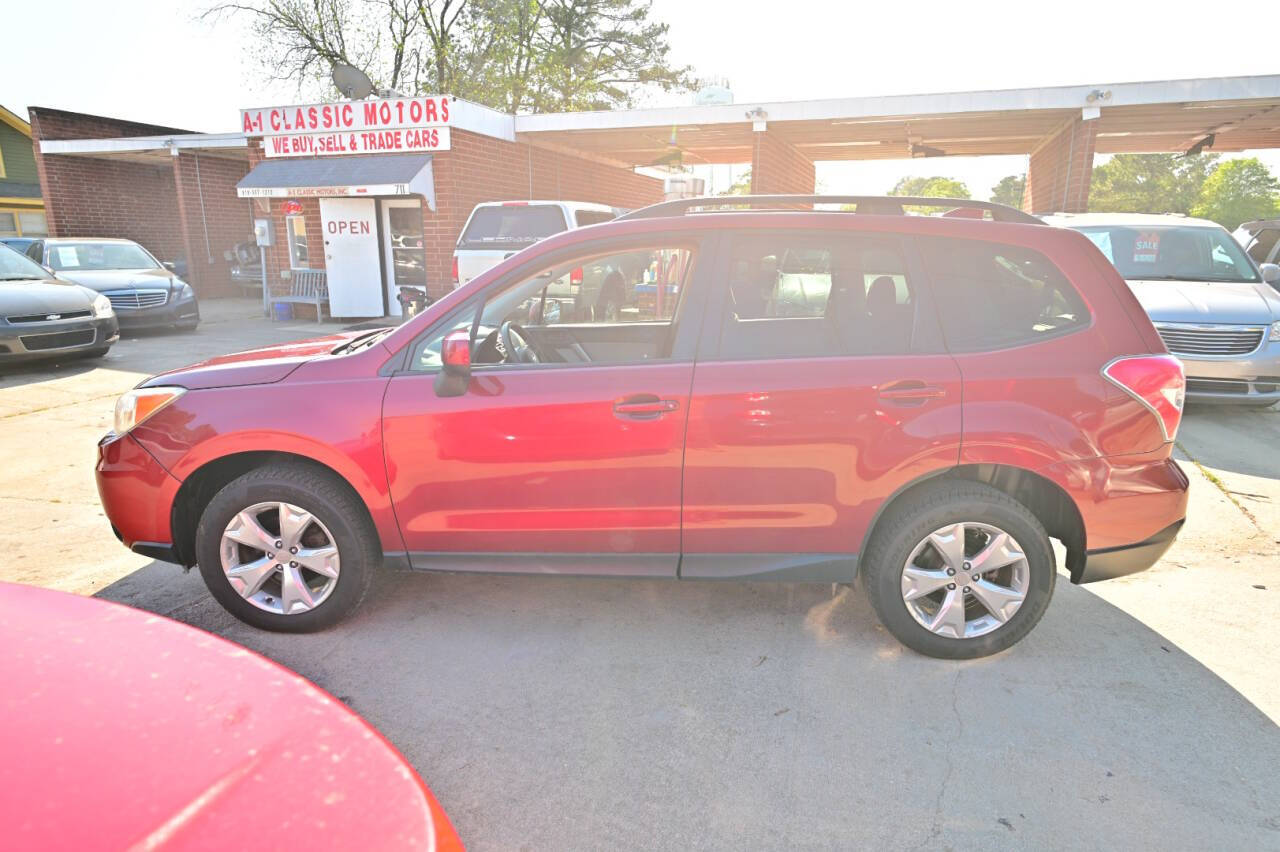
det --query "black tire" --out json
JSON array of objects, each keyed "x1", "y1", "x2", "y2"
[
  {"x1": 194, "y1": 462, "x2": 379, "y2": 632},
  {"x1": 860, "y1": 481, "x2": 1055, "y2": 660}
]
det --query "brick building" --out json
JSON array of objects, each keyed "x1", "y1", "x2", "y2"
[{"x1": 27, "y1": 74, "x2": 1280, "y2": 317}]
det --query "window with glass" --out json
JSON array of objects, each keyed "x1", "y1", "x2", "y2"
[
  {"x1": 717, "y1": 233, "x2": 917, "y2": 359},
  {"x1": 286, "y1": 215, "x2": 310, "y2": 268},
  {"x1": 0, "y1": 212, "x2": 15, "y2": 237},
  {"x1": 1073, "y1": 224, "x2": 1258, "y2": 283},
  {"x1": 17, "y1": 212, "x2": 47, "y2": 236},
  {"x1": 1244, "y1": 228, "x2": 1280, "y2": 265},
  {"x1": 411, "y1": 244, "x2": 694, "y2": 371},
  {"x1": 921, "y1": 237, "x2": 1089, "y2": 352}
]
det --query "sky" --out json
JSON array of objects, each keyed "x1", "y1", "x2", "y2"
[{"x1": 4, "y1": 0, "x2": 1280, "y2": 199}]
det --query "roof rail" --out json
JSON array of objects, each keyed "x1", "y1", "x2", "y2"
[{"x1": 616, "y1": 194, "x2": 1044, "y2": 225}]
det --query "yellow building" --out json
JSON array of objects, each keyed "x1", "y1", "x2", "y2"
[{"x1": 0, "y1": 104, "x2": 47, "y2": 237}]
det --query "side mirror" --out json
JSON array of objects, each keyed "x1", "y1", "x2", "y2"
[
  {"x1": 162, "y1": 261, "x2": 177, "y2": 271},
  {"x1": 433, "y1": 330, "x2": 472, "y2": 397},
  {"x1": 1260, "y1": 263, "x2": 1280, "y2": 285}
]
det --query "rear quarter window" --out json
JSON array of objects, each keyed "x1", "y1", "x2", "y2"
[{"x1": 921, "y1": 237, "x2": 1089, "y2": 352}]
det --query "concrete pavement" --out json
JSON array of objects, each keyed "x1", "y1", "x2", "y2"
[{"x1": 1, "y1": 300, "x2": 1277, "y2": 850}]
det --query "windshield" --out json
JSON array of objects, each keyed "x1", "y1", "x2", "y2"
[
  {"x1": 46, "y1": 242, "x2": 160, "y2": 271},
  {"x1": 0, "y1": 244, "x2": 53, "y2": 281},
  {"x1": 457, "y1": 205, "x2": 568, "y2": 251},
  {"x1": 1073, "y1": 224, "x2": 1259, "y2": 283}
]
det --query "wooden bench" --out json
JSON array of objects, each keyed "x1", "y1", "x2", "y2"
[{"x1": 274, "y1": 269, "x2": 329, "y2": 323}]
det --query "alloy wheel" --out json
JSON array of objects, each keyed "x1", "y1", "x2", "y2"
[
  {"x1": 219, "y1": 501, "x2": 341, "y2": 615},
  {"x1": 900, "y1": 522, "x2": 1030, "y2": 639}
]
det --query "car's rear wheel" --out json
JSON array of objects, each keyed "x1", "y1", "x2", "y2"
[
  {"x1": 860, "y1": 481, "x2": 1055, "y2": 659},
  {"x1": 194, "y1": 463, "x2": 378, "y2": 632}
]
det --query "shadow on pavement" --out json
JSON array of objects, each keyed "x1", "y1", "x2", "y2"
[{"x1": 95, "y1": 561, "x2": 1280, "y2": 850}]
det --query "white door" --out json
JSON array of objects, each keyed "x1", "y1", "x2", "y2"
[
  {"x1": 319, "y1": 198, "x2": 383, "y2": 317},
  {"x1": 381, "y1": 199, "x2": 427, "y2": 317}
]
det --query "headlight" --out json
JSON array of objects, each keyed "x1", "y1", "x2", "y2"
[
  {"x1": 1270, "y1": 321, "x2": 1280, "y2": 342},
  {"x1": 113, "y1": 387, "x2": 185, "y2": 435},
  {"x1": 173, "y1": 280, "x2": 194, "y2": 300},
  {"x1": 92, "y1": 293, "x2": 114, "y2": 318}
]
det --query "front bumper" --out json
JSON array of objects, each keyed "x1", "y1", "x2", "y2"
[
  {"x1": 96, "y1": 432, "x2": 182, "y2": 554},
  {"x1": 113, "y1": 294, "x2": 200, "y2": 330},
  {"x1": 0, "y1": 315, "x2": 119, "y2": 362},
  {"x1": 1167, "y1": 334, "x2": 1280, "y2": 404}
]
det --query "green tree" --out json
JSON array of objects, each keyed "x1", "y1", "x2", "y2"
[
  {"x1": 889, "y1": 176, "x2": 971, "y2": 199},
  {"x1": 1190, "y1": 158, "x2": 1280, "y2": 229},
  {"x1": 206, "y1": 0, "x2": 693, "y2": 112},
  {"x1": 990, "y1": 174, "x2": 1025, "y2": 208},
  {"x1": 1088, "y1": 154, "x2": 1218, "y2": 215},
  {"x1": 720, "y1": 169, "x2": 751, "y2": 195},
  {"x1": 886, "y1": 176, "x2": 969, "y2": 214}
]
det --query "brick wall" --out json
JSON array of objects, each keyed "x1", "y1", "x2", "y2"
[
  {"x1": 173, "y1": 152, "x2": 255, "y2": 296},
  {"x1": 29, "y1": 107, "x2": 252, "y2": 298},
  {"x1": 1023, "y1": 117, "x2": 1098, "y2": 214},
  {"x1": 750, "y1": 130, "x2": 815, "y2": 196}
]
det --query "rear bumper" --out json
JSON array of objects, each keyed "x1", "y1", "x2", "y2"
[
  {"x1": 1047, "y1": 454, "x2": 1189, "y2": 584},
  {"x1": 96, "y1": 432, "x2": 181, "y2": 552},
  {"x1": 1076, "y1": 519, "x2": 1184, "y2": 583}
]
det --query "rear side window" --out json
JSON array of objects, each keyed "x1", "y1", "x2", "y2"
[
  {"x1": 921, "y1": 238, "x2": 1089, "y2": 352},
  {"x1": 716, "y1": 232, "x2": 917, "y2": 359},
  {"x1": 458, "y1": 205, "x2": 568, "y2": 251},
  {"x1": 574, "y1": 210, "x2": 615, "y2": 227}
]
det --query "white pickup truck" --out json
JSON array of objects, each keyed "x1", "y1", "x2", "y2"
[{"x1": 452, "y1": 201, "x2": 619, "y2": 289}]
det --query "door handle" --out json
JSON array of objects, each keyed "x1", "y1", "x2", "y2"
[
  {"x1": 613, "y1": 394, "x2": 680, "y2": 419},
  {"x1": 878, "y1": 381, "x2": 947, "y2": 405}
]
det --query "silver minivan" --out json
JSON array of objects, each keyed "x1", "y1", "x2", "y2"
[
  {"x1": 1047, "y1": 212, "x2": 1280, "y2": 407},
  {"x1": 452, "y1": 201, "x2": 619, "y2": 289}
]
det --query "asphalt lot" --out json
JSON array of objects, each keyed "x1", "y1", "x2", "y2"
[{"x1": 1, "y1": 298, "x2": 1277, "y2": 849}]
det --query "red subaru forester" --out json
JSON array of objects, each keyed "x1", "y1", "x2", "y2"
[{"x1": 97, "y1": 196, "x2": 1189, "y2": 659}]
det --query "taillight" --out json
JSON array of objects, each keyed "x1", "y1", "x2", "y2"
[
  {"x1": 1102, "y1": 354, "x2": 1185, "y2": 442},
  {"x1": 570, "y1": 267, "x2": 583, "y2": 286},
  {"x1": 452, "y1": 255, "x2": 459, "y2": 287}
]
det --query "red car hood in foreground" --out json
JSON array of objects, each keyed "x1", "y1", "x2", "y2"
[
  {"x1": 0, "y1": 582, "x2": 463, "y2": 851},
  {"x1": 143, "y1": 330, "x2": 381, "y2": 390}
]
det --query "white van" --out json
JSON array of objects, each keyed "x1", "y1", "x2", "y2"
[{"x1": 453, "y1": 201, "x2": 619, "y2": 289}]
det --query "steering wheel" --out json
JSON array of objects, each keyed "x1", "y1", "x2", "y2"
[{"x1": 499, "y1": 321, "x2": 539, "y2": 364}]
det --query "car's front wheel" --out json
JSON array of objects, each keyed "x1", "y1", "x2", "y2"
[
  {"x1": 194, "y1": 463, "x2": 378, "y2": 632},
  {"x1": 860, "y1": 481, "x2": 1055, "y2": 659}
]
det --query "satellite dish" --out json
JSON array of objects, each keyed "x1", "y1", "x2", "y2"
[{"x1": 332, "y1": 63, "x2": 374, "y2": 100}]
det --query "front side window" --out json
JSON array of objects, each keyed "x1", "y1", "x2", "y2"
[
  {"x1": 411, "y1": 243, "x2": 693, "y2": 371},
  {"x1": 286, "y1": 215, "x2": 309, "y2": 268},
  {"x1": 921, "y1": 237, "x2": 1089, "y2": 352},
  {"x1": 1244, "y1": 228, "x2": 1280, "y2": 264},
  {"x1": 46, "y1": 241, "x2": 158, "y2": 271},
  {"x1": 1073, "y1": 224, "x2": 1259, "y2": 283},
  {"x1": 717, "y1": 232, "x2": 917, "y2": 359}
]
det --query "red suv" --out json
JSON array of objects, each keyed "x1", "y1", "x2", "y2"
[{"x1": 97, "y1": 196, "x2": 1189, "y2": 659}]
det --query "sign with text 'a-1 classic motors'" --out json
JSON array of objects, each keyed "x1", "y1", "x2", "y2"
[{"x1": 240, "y1": 95, "x2": 453, "y2": 158}]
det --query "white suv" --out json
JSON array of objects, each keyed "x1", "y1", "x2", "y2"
[{"x1": 453, "y1": 201, "x2": 619, "y2": 289}]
